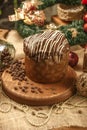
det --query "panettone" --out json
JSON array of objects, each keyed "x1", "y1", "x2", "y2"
[
  {"x1": 23, "y1": 30, "x2": 70, "y2": 83},
  {"x1": 57, "y1": 4, "x2": 84, "y2": 21}
]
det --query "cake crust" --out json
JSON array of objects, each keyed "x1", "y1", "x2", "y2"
[
  {"x1": 57, "y1": 4, "x2": 84, "y2": 21},
  {"x1": 24, "y1": 30, "x2": 70, "y2": 83}
]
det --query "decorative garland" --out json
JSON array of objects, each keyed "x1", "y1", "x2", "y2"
[
  {"x1": 9, "y1": 0, "x2": 87, "y2": 46},
  {"x1": 38, "y1": 0, "x2": 82, "y2": 10},
  {"x1": 58, "y1": 20, "x2": 87, "y2": 46},
  {"x1": 15, "y1": 20, "x2": 45, "y2": 38}
]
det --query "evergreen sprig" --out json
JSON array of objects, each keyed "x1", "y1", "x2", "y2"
[
  {"x1": 59, "y1": 20, "x2": 87, "y2": 46},
  {"x1": 38, "y1": 0, "x2": 82, "y2": 10},
  {"x1": 16, "y1": 20, "x2": 45, "y2": 38},
  {"x1": 58, "y1": 0, "x2": 81, "y2": 6}
]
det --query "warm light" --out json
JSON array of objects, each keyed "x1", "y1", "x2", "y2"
[{"x1": 31, "y1": 0, "x2": 37, "y2": 5}]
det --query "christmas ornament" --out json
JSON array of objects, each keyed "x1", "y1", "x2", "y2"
[
  {"x1": 83, "y1": 23, "x2": 87, "y2": 32},
  {"x1": 69, "y1": 51, "x2": 79, "y2": 67},
  {"x1": 83, "y1": 13, "x2": 87, "y2": 22},
  {"x1": 82, "y1": 0, "x2": 87, "y2": 4}
]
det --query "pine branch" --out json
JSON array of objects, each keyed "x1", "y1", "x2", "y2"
[{"x1": 38, "y1": 0, "x2": 82, "y2": 10}]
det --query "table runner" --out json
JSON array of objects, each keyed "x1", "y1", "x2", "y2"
[{"x1": 0, "y1": 30, "x2": 87, "y2": 130}]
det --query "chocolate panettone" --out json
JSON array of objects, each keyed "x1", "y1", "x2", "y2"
[{"x1": 23, "y1": 30, "x2": 70, "y2": 83}]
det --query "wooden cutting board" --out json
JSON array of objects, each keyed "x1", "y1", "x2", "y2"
[
  {"x1": 2, "y1": 60, "x2": 77, "y2": 106},
  {"x1": 1, "y1": 29, "x2": 77, "y2": 106},
  {"x1": 52, "y1": 126, "x2": 87, "y2": 130},
  {"x1": 52, "y1": 15, "x2": 70, "y2": 25}
]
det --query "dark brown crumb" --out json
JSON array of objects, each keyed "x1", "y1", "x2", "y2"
[{"x1": 78, "y1": 110, "x2": 82, "y2": 114}]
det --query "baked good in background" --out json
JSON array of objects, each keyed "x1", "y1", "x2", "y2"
[
  {"x1": 23, "y1": 30, "x2": 70, "y2": 83},
  {"x1": 76, "y1": 73, "x2": 87, "y2": 97},
  {"x1": 57, "y1": 4, "x2": 84, "y2": 21}
]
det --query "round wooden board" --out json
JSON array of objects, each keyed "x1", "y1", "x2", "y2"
[{"x1": 1, "y1": 62, "x2": 77, "y2": 106}]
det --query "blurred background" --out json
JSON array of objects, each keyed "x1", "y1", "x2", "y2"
[{"x1": 0, "y1": 0, "x2": 23, "y2": 29}]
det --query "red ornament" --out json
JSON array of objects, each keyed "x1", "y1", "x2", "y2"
[
  {"x1": 29, "y1": 5, "x2": 36, "y2": 11},
  {"x1": 84, "y1": 23, "x2": 87, "y2": 32},
  {"x1": 82, "y1": 0, "x2": 87, "y2": 4},
  {"x1": 83, "y1": 13, "x2": 87, "y2": 22},
  {"x1": 84, "y1": 44, "x2": 87, "y2": 49},
  {"x1": 69, "y1": 51, "x2": 79, "y2": 67}
]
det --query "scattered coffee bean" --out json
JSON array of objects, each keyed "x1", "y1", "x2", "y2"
[
  {"x1": 78, "y1": 110, "x2": 82, "y2": 114},
  {"x1": 22, "y1": 88, "x2": 26, "y2": 93},
  {"x1": 8, "y1": 59, "x2": 26, "y2": 82},
  {"x1": 31, "y1": 86, "x2": 36, "y2": 89},
  {"x1": 6, "y1": 69, "x2": 9, "y2": 73},
  {"x1": 31, "y1": 89, "x2": 36, "y2": 93},
  {"x1": 0, "y1": 48, "x2": 13, "y2": 75},
  {"x1": 32, "y1": 111, "x2": 36, "y2": 116},
  {"x1": 37, "y1": 88, "x2": 43, "y2": 93},
  {"x1": 14, "y1": 87, "x2": 18, "y2": 91},
  {"x1": 18, "y1": 82, "x2": 21, "y2": 85},
  {"x1": 14, "y1": 106, "x2": 17, "y2": 109},
  {"x1": 19, "y1": 86, "x2": 22, "y2": 89},
  {"x1": 26, "y1": 81, "x2": 30, "y2": 84},
  {"x1": 30, "y1": 86, "x2": 43, "y2": 94}
]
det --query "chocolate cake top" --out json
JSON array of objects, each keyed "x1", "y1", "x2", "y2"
[{"x1": 23, "y1": 30, "x2": 69, "y2": 62}]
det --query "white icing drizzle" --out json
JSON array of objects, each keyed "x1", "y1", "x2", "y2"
[{"x1": 24, "y1": 30, "x2": 69, "y2": 62}]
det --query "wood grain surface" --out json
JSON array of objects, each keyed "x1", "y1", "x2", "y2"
[
  {"x1": 0, "y1": 29, "x2": 9, "y2": 40},
  {"x1": 2, "y1": 59, "x2": 77, "y2": 106},
  {"x1": 0, "y1": 29, "x2": 87, "y2": 130},
  {"x1": 52, "y1": 15, "x2": 70, "y2": 25}
]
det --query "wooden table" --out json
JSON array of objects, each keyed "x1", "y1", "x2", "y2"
[
  {"x1": 52, "y1": 127, "x2": 87, "y2": 130},
  {"x1": 0, "y1": 29, "x2": 87, "y2": 130}
]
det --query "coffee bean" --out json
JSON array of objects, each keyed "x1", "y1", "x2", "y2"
[
  {"x1": 6, "y1": 69, "x2": 9, "y2": 73},
  {"x1": 18, "y1": 82, "x2": 21, "y2": 85},
  {"x1": 37, "y1": 88, "x2": 43, "y2": 93},
  {"x1": 19, "y1": 86, "x2": 22, "y2": 89},
  {"x1": 8, "y1": 59, "x2": 27, "y2": 82},
  {"x1": 26, "y1": 82, "x2": 29, "y2": 84},
  {"x1": 78, "y1": 110, "x2": 82, "y2": 114},
  {"x1": 14, "y1": 106, "x2": 17, "y2": 109},
  {"x1": 31, "y1": 90, "x2": 36, "y2": 93},
  {"x1": 32, "y1": 111, "x2": 36, "y2": 116},
  {"x1": 0, "y1": 48, "x2": 13, "y2": 72},
  {"x1": 14, "y1": 87, "x2": 18, "y2": 90},
  {"x1": 22, "y1": 88, "x2": 28, "y2": 93},
  {"x1": 23, "y1": 86, "x2": 28, "y2": 89}
]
